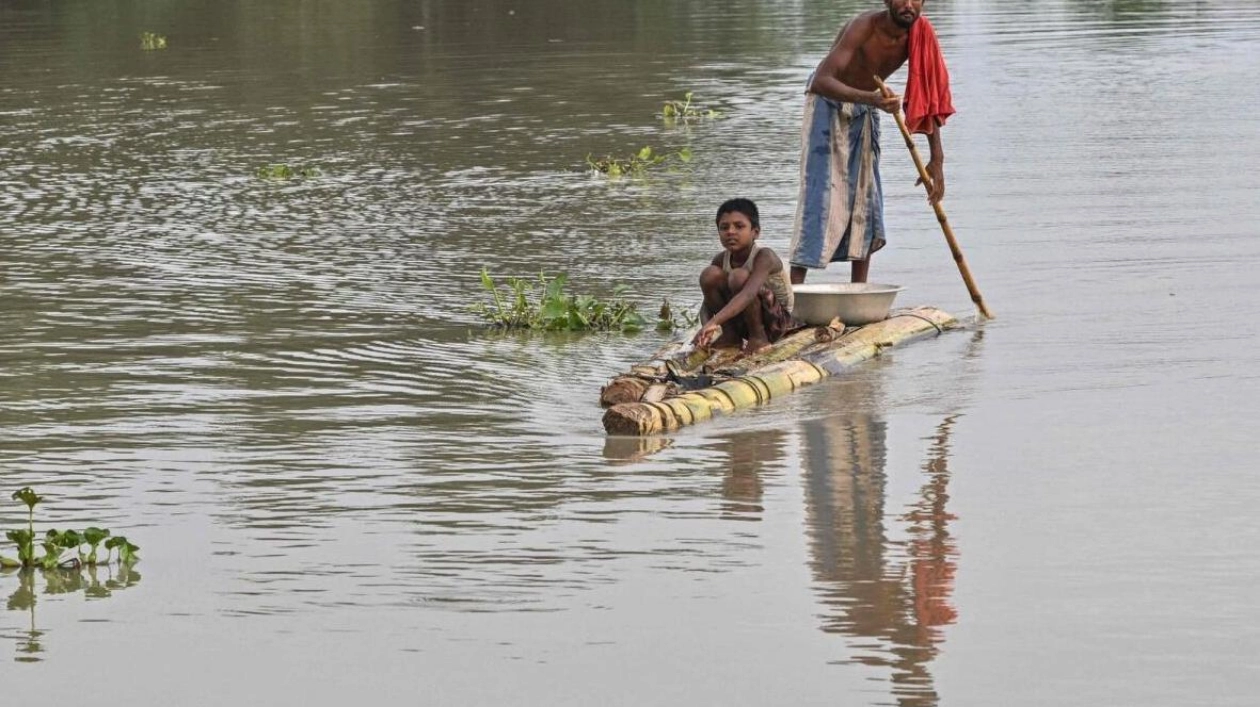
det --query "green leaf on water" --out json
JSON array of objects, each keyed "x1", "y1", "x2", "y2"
[
  {"x1": 140, "y1": 32, "x2": 168, "y2": 51},
  {"x1": 539, "y1": 299, "x2": 567, "y2": 322},
  {"x1": 6, "y1": 528, "x2": 35, "y2": 564},
  {"x1": 106, "y1": 536, "x2": 140, "y2": 565},
  {"x1": 82, "y1": 527, "x2": 110, "y2": 565},
  {"x1": 12, "y1": 487, "x2": 42, "y2": 512}
]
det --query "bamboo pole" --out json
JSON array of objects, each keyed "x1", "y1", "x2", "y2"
[
  {"x1": 602, "y1": 307, "x2": 957, "y2": 435},
  {"x1": 874, "y1": 76, "x2": 993, "y2": 320}
]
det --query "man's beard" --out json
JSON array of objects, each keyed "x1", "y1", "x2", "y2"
[{"x1": 891, "y1": 11, "x2": 919, "y2": 29}]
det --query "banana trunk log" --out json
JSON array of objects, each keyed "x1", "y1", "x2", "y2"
[{"x1": 602, "y1": 307, "x2": 957, "y2": 436}]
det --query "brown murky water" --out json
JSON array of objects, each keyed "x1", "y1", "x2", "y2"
[{"x1": 2, "y1": 0, "x2": 1259, "y2": 704}]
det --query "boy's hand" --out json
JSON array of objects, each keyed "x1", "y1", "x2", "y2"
[{"x1": 693, "y1": 323, "x2": 721, "y2": 349}]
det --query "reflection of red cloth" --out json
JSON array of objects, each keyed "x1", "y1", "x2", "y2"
[{"x1": 903, "y1": 18, "x2": 955, "y2": 135}]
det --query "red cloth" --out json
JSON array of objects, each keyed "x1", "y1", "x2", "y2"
[{"x1": 903, "y1": 18, "x2": 955, "y2": 135}]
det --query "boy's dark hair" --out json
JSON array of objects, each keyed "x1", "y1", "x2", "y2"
[{"x1": 716, "y1": 198, "x2": 759, "y2": 230}]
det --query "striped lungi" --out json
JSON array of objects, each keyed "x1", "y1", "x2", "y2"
[{"x1": 789, "y1": 94, "x2": 886, "y2": 267}]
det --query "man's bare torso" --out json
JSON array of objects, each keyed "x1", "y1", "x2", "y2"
[{"x1": 831, "y1": 11, "x2": 910, "y2": 91}]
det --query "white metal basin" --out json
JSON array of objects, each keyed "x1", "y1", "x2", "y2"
[{"x1": 791, "y1": 283, "x2": 904, "y2": 326}]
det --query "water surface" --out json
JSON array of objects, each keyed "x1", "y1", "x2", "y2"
[{"x1": 2, "y1": 1, "x2": 1259, "y2": 704}]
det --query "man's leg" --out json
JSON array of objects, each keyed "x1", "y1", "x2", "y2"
[
  {"x1": 850, "y1": 256, "x2": 870, "y2": 283},
  {"x1": 790, "y1": 265, "x2": 808, "y2": 285}
]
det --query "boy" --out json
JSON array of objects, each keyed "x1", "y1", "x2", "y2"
[{"x1": 694, "y1": 198, "x2": 797, "y2": 354}]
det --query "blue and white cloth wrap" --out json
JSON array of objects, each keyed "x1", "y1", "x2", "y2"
[{"x1": 789, "y1": 93, "x2": 886, "y2": 267}]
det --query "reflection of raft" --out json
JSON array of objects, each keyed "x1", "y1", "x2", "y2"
[{"x1": 601, "y1": 307, "x2": 958, "y2": 436}]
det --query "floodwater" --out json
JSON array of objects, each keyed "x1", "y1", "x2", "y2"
[{"x1": 2, "y1": 0, "x2": 1259, "y2": 703}]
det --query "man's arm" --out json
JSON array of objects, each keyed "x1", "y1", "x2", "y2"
[
  {"x1": 808, "y1": 16, "x2": 900, "y2": 112},
  {"x1": 922, "y1": 126, "x2": 945, "y2": 203}
]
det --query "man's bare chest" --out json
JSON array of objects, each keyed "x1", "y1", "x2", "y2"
[{"x1": 860, "y1": 37, "x2": 908, "y2": 77}]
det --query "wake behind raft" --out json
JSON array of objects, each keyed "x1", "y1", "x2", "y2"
[{"x1": 600, "y1": 307, "x2": 959, "y2": 436}]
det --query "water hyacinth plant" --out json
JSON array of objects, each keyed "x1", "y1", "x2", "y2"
[
  {"x1": 659, "y1": 92, "x2": 722, "y2": 123},
  {"x1": 586, "y1": 146, "x2": 692, "y2": 178},
  {"x1": 105, "y1": 536, "x2": 140, "y2": 565},
  {"x1": 256, "y1": 164, "x2": 322, "y2": 180},
  {"x1": 82, "y1": 527, "x2": 110, "y2": 565},
  {"x1": 472, "y1": 269, "x2": 649, "y2": 333},
  {"x1": 1, "y1": 488, "x2": 139, "y2": 570},
  {"x1": 140, "y1": 32, "x2": 167, "y2": 51}
]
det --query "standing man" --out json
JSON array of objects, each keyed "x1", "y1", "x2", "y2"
[{"x1": 789, "y1": 0, "x2": 952, "y2": 285}]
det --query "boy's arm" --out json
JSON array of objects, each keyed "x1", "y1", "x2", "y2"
[{"x1": 703, "y1": 251, "x2": 776, "y2": 329}]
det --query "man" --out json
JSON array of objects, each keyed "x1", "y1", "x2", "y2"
[{"x1": 789, "y1": 0, "x2": 949, "y2": 285}]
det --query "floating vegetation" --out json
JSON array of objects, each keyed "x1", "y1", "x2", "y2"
[
  {"x1": 255, "y1": 164, "x2": 322, "y2": 180},
  {"x1": 586, "y1": 146, "x2": 692, "y2": 178},
  {"x1": 140, "y1": 32, "x2": 167, "y2": 51},
  {"x1": 659, "y1": 92, "x2": 722, "y2": 123},
  {"x1": 472, "y1": 269, "x2": 648, "y2": 333},
  {"x1": 1, "y1": 488, "x2": 139, "y2": 570},
  {"x1": 656, "y1": 297, "x2": 701, "y2": 332}
]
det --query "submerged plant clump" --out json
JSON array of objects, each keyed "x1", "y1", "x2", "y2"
[
  {"x1": 472, "y1": 269, "x2": 649, "y2": 333},
  {"x1": 255, "y1": 164, "x2": 322, "y2": 180},
  {"x1": 1, "y1": 488, "x2": 139, "y2": 570},
  {"x1": 659, "y1": 92, "x2": 722, "y2": 123},
  {"x1": 586, "y1": 146, "x2": 692, "y2": 178},
  {"x1": 140, "y1": 32, "x2": 167, "y2": 51}
]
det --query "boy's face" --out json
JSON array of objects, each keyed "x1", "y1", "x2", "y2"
[{"x1": 717, "y1": 210, "x2": 759, "y2": 252}]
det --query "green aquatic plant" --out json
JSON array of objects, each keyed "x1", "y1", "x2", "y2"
[
  {"x1": 660, "y1": 92, "x2": 722, "y2": 123},
  {"x1": 13, "y1": 487, "x2": 42, "y2": 531},
  {"x1": 105, "y1": 536, "x2": 140, "y2": 565},
  {"x1": 472, "y1": 269, "x2": 648, "y2": 333},
  {"x1": 140, "y1": 32, "x2": 167, "y2": 51},
  {"x1": 40, "y1": 530, "x2": 69, "y2": 570},
  {"x1": 255, "y1": 164, "x2": 322, "y2": 180},
  {"x1": 81, "y1": 527, "x2": 110, "y2": 565},
  {"x1": 656, "y1": 297, "x2": 701, "y2": 333},
  {"x1": 1, "y1": 488, "x2": 139, "y2": 569},
  {"x1": 586, "y1": 146, "x2": 692, "y2": 178},
  {"x1": 3, "y1": 530, "x2": 34, "y2": 568}
]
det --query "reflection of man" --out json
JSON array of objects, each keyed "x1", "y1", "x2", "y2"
[
  {"x1": 905, "y1": 415, "x2": 961, "y2": 630},
  {"x1": 789, "y1": 0, "x2": 953, "y2": 285},
  {"x1": 801, "y1": 408, "x2": 957, "y2": 705}
]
